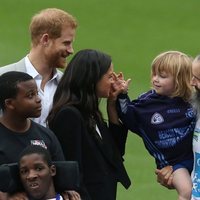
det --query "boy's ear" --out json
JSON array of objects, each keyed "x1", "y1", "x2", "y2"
[
  {"x1": 50, "y1": 165, "x2": 56, "y2": 177},
  {"x1": 4, "y1": 99, "x2": 15, "y2": 110}
]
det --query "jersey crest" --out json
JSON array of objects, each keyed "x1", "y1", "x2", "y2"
[{"x1": 151, "y1": 112, "x2": 164, "y2": 124}]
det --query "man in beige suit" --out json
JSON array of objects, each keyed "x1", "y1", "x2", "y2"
[{"x1": 0, "y1": 8, "x2": 77, "y2": 127}]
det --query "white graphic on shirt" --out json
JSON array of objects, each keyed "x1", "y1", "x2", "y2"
[
  {"x1": 30, "y1": 140, "x2": 47, "y2": 149},
  {"x1": 155, "y1": 126, "x2": 190, "y2": 148},
  {"x1": 151, "y1": 113, "x2": 164, "y2": 124}
]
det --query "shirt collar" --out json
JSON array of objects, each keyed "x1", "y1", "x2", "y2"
[{"x1": 25, "y1": 55, "x2": 62, "y2": 82}]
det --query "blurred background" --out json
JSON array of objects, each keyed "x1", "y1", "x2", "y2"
[{"x1": 1, "y1": 0, "x2": 200, "y2": 199}]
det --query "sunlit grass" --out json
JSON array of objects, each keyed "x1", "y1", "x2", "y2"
[{"x1": 1, "y1": 0, "x2": 200, "y2": 199}]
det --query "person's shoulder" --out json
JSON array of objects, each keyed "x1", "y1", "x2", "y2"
[
  {"x1": 58, "y1": 105, "x2": 82, "y2": 119},
  {"x1": 138, "y1": 89, "x2": 155, "y2": 100},
  {"x1": 0, "y1": 58, "x2": 26, "y2": 74},
  {"x1": 31, "y1": 120, "x2": 54, "y2": 135},
  {"x1": 0, "y1": 122, "x2": 10, "y2": 134}
]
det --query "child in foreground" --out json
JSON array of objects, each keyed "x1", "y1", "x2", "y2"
[{"x1": 113, "y1": 51, "x2": 196, "y2": 200}]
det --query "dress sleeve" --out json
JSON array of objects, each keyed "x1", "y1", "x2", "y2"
[{"x1": 108, "y1": 121, "x2": 128, "y2": 157}]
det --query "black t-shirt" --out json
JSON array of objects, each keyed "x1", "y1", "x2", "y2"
[{"x1": 0, "y1": 120, "x2": 65, "y2": 165}]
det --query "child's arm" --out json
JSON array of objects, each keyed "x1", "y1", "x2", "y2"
[
  {"x1": 107, "y1": 72, "x2": 131, "y2": 124},
  {"x1": 109, "y1": 72, "x2": 140, "y2": 133}
]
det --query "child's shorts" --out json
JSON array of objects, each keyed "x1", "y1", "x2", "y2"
[{"x1": 173, "y1": 159, "x2": 193, "y2": 174}]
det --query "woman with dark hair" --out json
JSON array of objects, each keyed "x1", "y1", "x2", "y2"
[{"x1": 47, "y1": 49, "x2": 131, "y2": 200}]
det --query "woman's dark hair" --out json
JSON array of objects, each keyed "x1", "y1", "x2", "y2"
[{"x1": 47, "y1": 49, "x2": 112, "y2": 129}]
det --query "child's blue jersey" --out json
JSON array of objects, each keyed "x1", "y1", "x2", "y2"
[{"x1": 117, "y1": 90, "x2": 196, "y2": 169}]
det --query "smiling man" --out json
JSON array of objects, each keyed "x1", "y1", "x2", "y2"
[{"x1": 0, "y1": 8, "x2": 77, "y2": 127}]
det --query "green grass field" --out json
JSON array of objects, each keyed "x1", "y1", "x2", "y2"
[{"x1": 1, "y1": 0, "x2": 200, "y2": 199}]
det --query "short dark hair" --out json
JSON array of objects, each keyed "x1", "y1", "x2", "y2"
[
  {"x1": 0, "y1": 71, "x2": 33, "y2": 111},
  {"x1": 18, "y1": 145, "x2": 52, "y2": 167}
]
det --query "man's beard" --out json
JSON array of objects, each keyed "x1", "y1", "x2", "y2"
[{"x1": 191, "y1": 87, "x2": 200, "y2": 118}]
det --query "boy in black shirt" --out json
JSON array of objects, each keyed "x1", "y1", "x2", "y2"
[{"x1": 0, "y1": 71, "x2": 79, "y2": 200}]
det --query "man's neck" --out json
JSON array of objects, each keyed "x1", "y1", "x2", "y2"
[
  {"x1": 0, "y1": 115, "x2": 31, "y2": 133},
  {"x1": 47, "y1": 193, "x2": 61, "y2": 200},
  {"x1": 28, "y1": 50, "x2": 54, "y2": 77},
  {"x1": 28, "y1": 51, "x2": 55, "y2": 90},
  {"x1": 31, "y1": 188, "x2": 57, "y2": 200}
]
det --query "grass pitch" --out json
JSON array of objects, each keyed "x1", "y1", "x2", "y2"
[{"x1": 1, "y1": 0, "x2": 200, "y2": 199}]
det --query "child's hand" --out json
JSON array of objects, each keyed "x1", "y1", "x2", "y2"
[{"x1": 109, "y1": 72, "x2": 131, "y2": 100}]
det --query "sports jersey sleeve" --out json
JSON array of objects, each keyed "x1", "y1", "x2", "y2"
[{"x1": 116, "y1": 93, "x2": 140, "y2": 134}]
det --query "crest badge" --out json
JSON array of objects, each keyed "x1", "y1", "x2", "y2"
[{"x1": 151, "y1": 113, "x2": 164, "y2": 124}]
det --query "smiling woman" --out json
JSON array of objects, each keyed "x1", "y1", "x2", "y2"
[{"x1": 47, "y1": 49, "x2": 131, "y2": 200}]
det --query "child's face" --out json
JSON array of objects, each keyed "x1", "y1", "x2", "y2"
[
  {"x1": 191, "y1": 61, "x2": 200, "y2": 91},
  {"x1": 151, "y1": 71, "x2": 175, "y2": 96},
  {"x1": 11, "y1": 80, "x2": 41, "y2": 118},
  {"x1": 19, "y1": 153, "x2": 55, "y2": 200}
]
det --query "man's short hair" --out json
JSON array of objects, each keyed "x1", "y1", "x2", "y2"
[{"x1": 30, "y1": 8, "x2": 78, "y2": 46}]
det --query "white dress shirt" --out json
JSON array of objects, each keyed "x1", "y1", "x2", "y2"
[{"x1": 25, "y1": 56, "x2": 62, "y2": 127}]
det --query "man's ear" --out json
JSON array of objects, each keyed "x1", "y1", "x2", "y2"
[
  {"x1": 50, "y1": 165, "x2": 56, "y2": 177},
  {"x1": 4, "y1": 98, "x2": 15, "y2": 110},
  {"x1": 40, "y1": 33, "x2": 50, "y2": 47}
]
